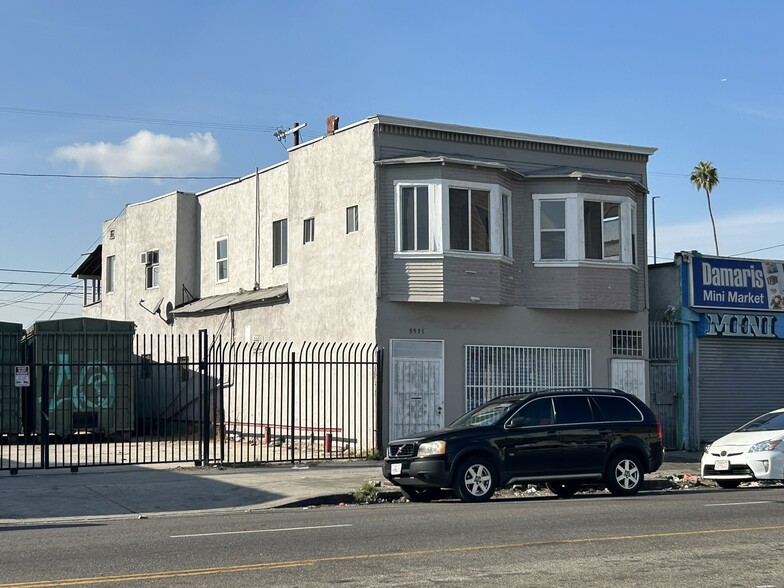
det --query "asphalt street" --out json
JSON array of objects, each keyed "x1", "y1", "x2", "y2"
[{"x1": 1, "y1": 483, "x2": 782, "y2": 587}]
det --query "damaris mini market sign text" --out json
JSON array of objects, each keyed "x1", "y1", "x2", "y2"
[{"x1": 690, "y1": 255, "x2": 784, "y2": 312}]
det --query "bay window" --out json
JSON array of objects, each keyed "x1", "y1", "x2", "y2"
[
  {"x1": 534, "y1": 194, "x2": 637, "y2": 265},
  {"x1": 395, "y1": 180, "x2": 511, "y2": 258}
]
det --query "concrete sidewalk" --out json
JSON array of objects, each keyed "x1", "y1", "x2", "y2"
[{"x1": 0, "y1": 452, "x2": 703, "y2": 524}]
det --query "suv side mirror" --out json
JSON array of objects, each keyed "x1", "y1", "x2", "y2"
[{"x1": 507, "y1": 417, "x2": 526, "y2": 428}]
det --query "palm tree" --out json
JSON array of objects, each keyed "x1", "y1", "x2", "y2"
[{"x1": 690, "y1": 160, "x2": 720, "y2": 255}]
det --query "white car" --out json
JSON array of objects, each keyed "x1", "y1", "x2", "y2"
[{"x1": 702, "y1": 408, "x2": 784, "y2": 488}]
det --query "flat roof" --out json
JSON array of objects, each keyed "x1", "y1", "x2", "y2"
[{"x1": 170, "y1": 284, "x2": 288, "y2": 316}]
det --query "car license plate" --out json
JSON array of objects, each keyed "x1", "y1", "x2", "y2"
[
  {"x1": 714, "y1": 459, "x2": 730, "y2": 471},
  {"x1": 390, "y1": 463, "x2": 402, "y2": 476}
]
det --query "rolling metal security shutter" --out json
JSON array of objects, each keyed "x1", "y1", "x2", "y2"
[{"x1": 697, "y1": 338, "x2": 784, "y2": 443}]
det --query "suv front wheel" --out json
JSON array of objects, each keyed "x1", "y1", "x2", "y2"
[
  {"x1": 606, "y1": 453, "x2": 644, "y2": 496},
  {"x1": 453, "y1": 457, "x2": 496, "y2": 502}
]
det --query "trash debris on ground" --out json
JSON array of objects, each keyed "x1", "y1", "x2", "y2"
[{"x1": 667, "y1": 473, "x2": 702, "y2": 489}]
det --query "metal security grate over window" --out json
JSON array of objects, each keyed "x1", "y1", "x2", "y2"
[
  {"x1": 612, "y1": 330, "x2": 643, "y2": 357},
  {"x1": 465, "y1": 345, "x2": 591, "y2": 411}
]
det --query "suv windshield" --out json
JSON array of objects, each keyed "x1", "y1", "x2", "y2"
[
  {"x1": 449, "y1": 401, "x2": 516, "y2": 428},
  {"x1": 737, "y1": 411, "x2": 784, "y2": 432}
]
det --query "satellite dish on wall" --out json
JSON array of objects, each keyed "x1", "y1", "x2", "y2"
[
  {"x1": 151, "y1": 298, "x2": 164, "y2": 315},
  {"x1": 164, "y1": 301, "x2": 174, "y2": 325}
]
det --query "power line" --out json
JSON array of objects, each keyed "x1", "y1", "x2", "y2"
[
  {"x1": 0, "y1": 289, "x2": 80, "y2": 294},
  {"x1": 650, "y1": 171, "x2": 784, "y2": 185},
  {"x1": 0, "y1": 172, "x2": 239, "y2": 180},
  {"x1": 0, "y1": 267, "x2": 74, "y2": 276},
  {"x1": 0, "y1": 106, "x2": 280, "y2": 133},
  {"x1": 3, "y1": 169, "x2": 784, "y2": 185},
  {"x1": 730, "y1": 243, "x2": 784, "y2": 257},
  {"x1": 0, "y1": 299, "x2": 82, "y2": 307},
  {"x1": 0, "y1": 280, "x2": 79, "y2": 287}
]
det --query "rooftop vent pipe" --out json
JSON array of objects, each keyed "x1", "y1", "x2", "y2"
[
  {"x1": 326, "y1": 115, "x2": 339, "y2": 134},
  {"x1": 293, "y1": 122, "x2": 300, "y2": 146}
]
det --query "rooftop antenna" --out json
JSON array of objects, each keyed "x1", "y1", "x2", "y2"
[{"x1": 274, "y1": 121, "x2": 307, "y2": 147}]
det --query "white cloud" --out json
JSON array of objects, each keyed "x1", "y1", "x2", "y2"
[
  {"x1": 651, "y1": 208, "x2": 784, "y2": 262},
  {"x1": 52, "y1": 130, "x2": 220, "y2": 176}
]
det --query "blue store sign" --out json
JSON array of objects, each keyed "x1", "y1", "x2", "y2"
[{"x1": 690, "y1": 255, "x2": 784, "y2": 312}]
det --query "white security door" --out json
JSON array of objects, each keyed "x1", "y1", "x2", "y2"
[
  {"x1": 611, "y1": 359, "x2": 647, "y2": 402},
  {"x1": 390, "y1": 340, "x2": 444, "y2": 440}
]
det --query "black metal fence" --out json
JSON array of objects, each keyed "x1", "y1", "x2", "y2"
[{"x1": 0, "y1": 330, "x2": 383, "y2": 474}]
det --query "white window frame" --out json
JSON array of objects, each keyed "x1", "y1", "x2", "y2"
[
  {"x1": 273, "y1": 219, "x2": 288, "y2": 267},
  {"x1": 303, "y1": 217, "x2": 315, "y2": 244},
  {"x1": 346, "y1": 206, "x2": 359, "y2": 234},
  {"x1": 393, "y1": 179, "x2": 511, "y2": 259},
  {"x1": 105, "y1": 255, "x2": 116, "y2": 293},
  {"x1": 538, "y1": 199, "x2": 567, "y2": 260},
  {"x1": 395, "y1": 182, "x2": 439, "y2": 253},
  {"x1": 533, "y1": 193, "x2": 637, "y2": 267},
  {"x1": 215, "y1": 237, "x2": 228, "y2": 282},
  {"x1": 145, "y1": 249, "x2": 160, "y2": 289}
]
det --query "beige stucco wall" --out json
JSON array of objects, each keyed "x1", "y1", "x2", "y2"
[
  {"x1": 166, "y1": 123, "x2": 378, "y2": 345},
  {"x1": 283, "y1": 122, "x2": 378, "y2": 343},
  {"x1": 99, "y1": 192, "x2": 197, "y2": 334},
  {"x1": 198, "y1": 163, "x2": 289, "y2": 299}
]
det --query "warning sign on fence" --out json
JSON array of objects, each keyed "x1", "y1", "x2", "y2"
[{"x1": 15, "y1": 365, "x2": 30, "y2": 387}]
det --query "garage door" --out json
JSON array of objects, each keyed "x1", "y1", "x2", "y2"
[{"x1": 697, "y1": 338, "x2": 784, "y2": 444}]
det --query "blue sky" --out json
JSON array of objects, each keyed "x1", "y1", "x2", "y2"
[{"x1": 2, "y1": 1, "x2": 783, "y2": 327}]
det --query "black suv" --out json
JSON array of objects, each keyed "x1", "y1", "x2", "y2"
[{"x1": 383, "y1": 388, "x2": 664, "y2": 502}]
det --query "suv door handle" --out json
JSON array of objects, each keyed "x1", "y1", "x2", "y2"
[{"x1": 547, "y1": 430, "x2": 558, "y2": 436}]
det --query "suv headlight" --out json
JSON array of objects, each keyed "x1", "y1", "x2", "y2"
[
  {"x1": 417, "y1": 440, "x2": 446, "y2": 457},
  {"x1": 703, "y1": 444, "x2": 711, "y2": 454},
  {"x1": 749, "y1": 439, "x2": 782, "y2": 453}
]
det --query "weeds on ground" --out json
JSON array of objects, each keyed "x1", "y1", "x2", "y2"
[{"x1": 353, "y1": 481, "x2": 381, "y2": 504}]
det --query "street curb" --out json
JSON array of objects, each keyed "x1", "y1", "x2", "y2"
[{"x1": 276, "y1": 478, "x2": 689, "y2": 509}]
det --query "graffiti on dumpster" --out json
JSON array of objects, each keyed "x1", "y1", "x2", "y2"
[{"x1": 46, "y1": 353, "x2": 116, "y2": 413}]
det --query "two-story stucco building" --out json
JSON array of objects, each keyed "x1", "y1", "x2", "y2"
[{"x1": 75, "y1": 114, "x2": 657, "y2": 442}]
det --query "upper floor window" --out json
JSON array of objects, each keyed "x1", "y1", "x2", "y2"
[
  {"x1": 216, "y1": 237, "x2": 228, "y2": 282},
  {"x1": 273, "y1": 219, "x2": 288, "y2": 267},
  {"x1": 584, "y1": 201, "x2": 620, "y2": 260},
  {"x1": 539, "y1": 200, "x2": 565, "y2": 260},
  {"x1": 346, "y1": 205, "x2": 359, "y2": 234},
  {"x1": 533, "y1": 194, "x2": 637, "y2": 266},
  {"x1": 395, "y1": 180, "x2": 511, "y2": 258},
  {"x1": 144, "y1": 249, "x2": 159, "y2": 289},
  {"x1": 303, "y1": 217, "x2": 315, "y2": 244},
  {"x1": 401, "y1": 186, "x2": 429, "y2": 251},
  {"x1": 106, "y1": 255, "x2": 116, "y2": 293},
  {"x1": 502, "y1": 193, "x2": 512, "y2": 257},
  {"x1": 449, "y1": 188, "x2": 490, "y2": 252}
]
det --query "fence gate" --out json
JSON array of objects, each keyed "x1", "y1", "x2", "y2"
[
  {"x1": 649, "y1": 320, "x2": 678, "y2": 449},
  {"x1": 1, "y1": 330, "x2": 383, "y2": 474}
]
